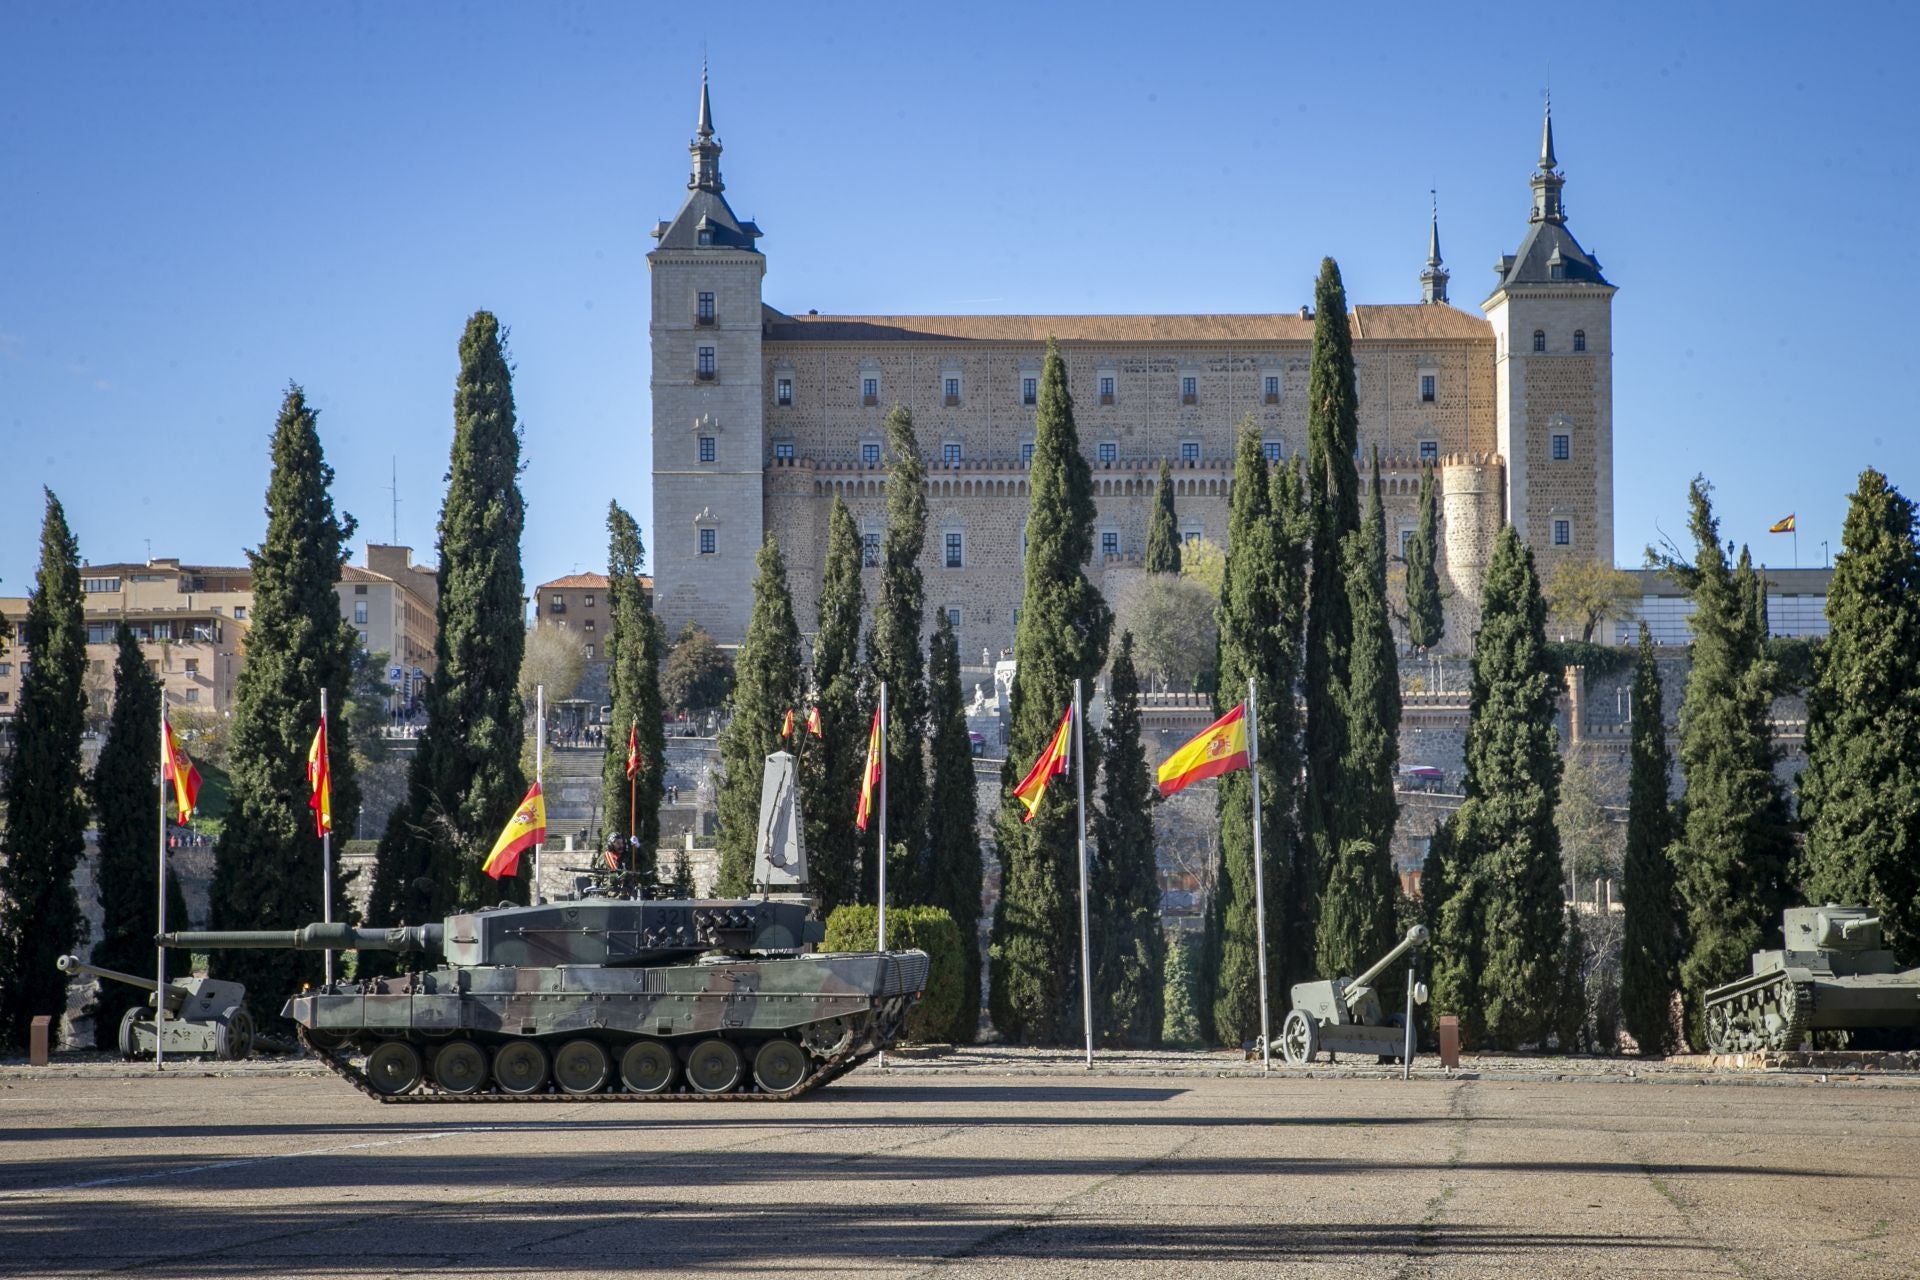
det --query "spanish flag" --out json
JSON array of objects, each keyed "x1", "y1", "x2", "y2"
[
  {"x1": 307, "y1": 716, "x2": 331, "y2": 838},
  {"x1": 1156, "y1": 702, "x2": 1251, "y2": 798},
  {"x1": 855, "y1": 706, "x2": 882, "y2": 832},
  {"x1": 161, "y1": 713, "x2": 202, "y2": 823},
  {"x1": 482, "y1": 783, "x2": 547, "y2": 880},
  {"x1": 806, "y1": 705, "x2": 823, "y2": 738},
  {"x1": 1769, "y1": 514, "x2": 1796, "y2": 534},
  {"x1": 781, "y1": 708, "x2": 795, "y2": 738},
  {"x1": 1011, "y1": 705, "x2": 1073, "y2": 823}
]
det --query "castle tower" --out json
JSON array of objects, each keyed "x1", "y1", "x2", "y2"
[
  {"x1": 648, "y1": 68, "x2": 767, "y2": 644},
  {"x1": 1482, "y1": 100, "x2": 1616, "y2": 574}
]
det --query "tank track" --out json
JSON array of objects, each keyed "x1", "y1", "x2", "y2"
[
  {"x1": 294, "y1": 1015, "x2": 895, "y2": 1104},
  {"x1": 1704, "y1": 972, "x2": 1813, "y2": 1053}
]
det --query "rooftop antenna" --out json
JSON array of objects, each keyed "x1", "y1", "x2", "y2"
[
  {"x1": 144, "y1": 538, "x2": 152, "y2": 565},
  {"x1": 386, "y1": 456, "x2": 402, "y2": 544}
]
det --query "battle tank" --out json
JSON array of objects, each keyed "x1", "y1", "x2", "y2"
[{"x1": 1703, "y1": 905, "x2": 1920, "y2": 1053}]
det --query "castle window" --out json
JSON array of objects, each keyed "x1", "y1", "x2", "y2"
[
  {"x1": 697, "y1": 347, "x2": 716, "y2": 377},
  {"x1": 943, "y1": 442, "x2": 962, "y2": 467},
  {"x1": 944, "y1": 376, "x2": 961, "y2": 405},
  {"x1": 1552, "y1": 434, "x2": 1571, "y2": 461},
  {"x1": 1264, "y1": 375, "x2": 1281, "y2": 404},
  {"x1": 946, "y1": 607, "x2": 962, "y2": 629},
  {"x1": 1180, "y1": 441, "x2": 1201, "y2": 464},
  {"x1": 1102, "y1": 531, "x2": 1119, "y2": 559},
  {"x1": 1574, "y1": 330, "x2": 1587, "y2": 352},
  {"x1": 698, "y1": 436, "x2": 716, "y2": 463},
  {"x1": 699, "y1": 529, "x2": 717, "y2": 555},
  {"x1": 1022, "y1": 377, "x2": 1037, "y2": 406},
  {"x1": 862, "y1": 442, "x2": 881, "y2": 466},
  {"x1": 863, "y1": 377, "x2": 879, "y2": 405},
  {"x1": 1262, "y1": 440, "x2": 1283, "y2": 463},
  {"x1": 1099, "y1": 375, "x2": 1115, "y2": 404},
  {"x1": 1180, "y1": 376, "x2": 1197, "y2": 404},
  {"x1": 862, "y1": 532, "x2": 881, "y2": 567},
  {"x1": 697, "y1": 228, "x2": 712, "y2": 245},
  {"x1": 696, "y1": 292, "x2": 715, "y2": 324},
  {"x1": 1399, "y1": 528, "x2": 1415, "y2": 558},
  {"x1": 773, "y1": 441, "x2": 795, "y2": 461},
  {"x1": 1420, "y1": 374, "x2": 1436, "y2": 403},
  {"x1": 1022, "y1": 442, "x2": 1035, "y2": 465},
  {"x1": 1182, "y1": 529, "x2": 1202, "y2": 546},
  {"x1": 1549, "y1": 262, "x2": 1565, "y2": 280},
  {"x1": 1532, "y1": 330, "x2": 1546, "y2": 353},
  {"x1": 1097, "y1": 441, "x2": 1117, "y2": 465},
  {"x1": 945, "y1": 532, "x2": 965, "y2": 569},
  {"x1": 1420, "y1": 440, "x2": 1439, "y2": 464},
  {"x1": 777, "y1": 378, "x2": 793, "y2": 406},
  {"x1": 1553, "y1": 519, "x2": 1572, "y2": 546}
]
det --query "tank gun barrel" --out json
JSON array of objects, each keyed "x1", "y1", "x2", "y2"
[
  {"x1": 56, "y1": 955, "x2": 192, "y2": 1010},
  {"x1": 1841, "y1": 916, "x2": 1882, "y2": 940},
  {"x1": 158, "y1": 923, "x2": 442, "y2": 952},
  {"x1": 1345, "y1": 925, "x2": 1431, "y2": 1006}
]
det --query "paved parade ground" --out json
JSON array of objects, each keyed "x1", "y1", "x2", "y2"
[{"x1": 2, "y1": 1056, "x2": 1917, "y2": 1279}]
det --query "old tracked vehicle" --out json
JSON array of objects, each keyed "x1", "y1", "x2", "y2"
[{"x1": 1703, "y1": 905, "x2": 1920, "y2": 1052}]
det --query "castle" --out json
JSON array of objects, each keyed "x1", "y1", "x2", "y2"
[{"x1": 649, "y1": 76, "x2": 1614, "y2": 659}]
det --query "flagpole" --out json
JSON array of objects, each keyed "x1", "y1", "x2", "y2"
[
  {"x1": 155, "y1": 707, "x2": 168, "y2": 1071},
  {"x1": 320, "y1": 687, "x2": 333, "y2": 988},
  {"x1": 876, "y1": 681, "x2": 888, "y2": 1071},
  {"x1": 533, "y1": 683, "x2": 545, "y2": 906},
  {"x1": 1074, "y1": 678, "x2": 1092, "y2": 1071},
  {"x1": 1246, "y1": 676, "x2": 1271, "y2": 1076},
  {"x1": 629, "y1": 717, "x2": 637, "y2": 860}
]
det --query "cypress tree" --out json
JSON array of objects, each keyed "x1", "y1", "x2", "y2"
[
  {"x1": 1404, "y1": 463, "x2": 1445, "y2": 652},
  {"x1": 865, "y1": 405, "x2": 929, "y2": 903},
  {"x1": 208, "y1": 385, "x2": 361, "y2": 1007},
  {"x1": 925, "y1": 611, "x2": 983, "y2": 1042},
  {"x1": 87, "y1": 628, "x2": 189, "y2": 1050},
  {"x1": 371, "y1": 313, "x2": 528, "y2": 921},
  {"x1": 1093, "y1": 633, "x2": 1164, "y2": 1047},
  {"x1": 990, "y1": 337, "x2": 1111, "y2": 1044},
  {"x1": 1317, "y1": 451, "x2": 1400, "y2": 987},
  {"x1": 1620, "y1": 623, "x2": 1681, "y2": 1054},
  {"x1": 600, "y1": 501, "x2": 665, "y2": 876},
  {"x1": 0, "y1": 491, "x2": 89, "y2": 1048},
  {"x1": 808, "y1": 496, "x2": 867, "y2": 913},
  {"x1": 714, "y1": 537, "x2": 804, "y2": 895},
  {"x1": 1145, "y1": 459, "x2": 1182, "y2": 574},
  {"x1": 1800, "y1": 469, "x2": 1920, "y2": 956},
  {"x1": 1301, "y1": 258, "x2": 1362, "y2": 963},
  {"x1": 1207, "y1": 422, "x2": 1299, "y2": 1043},
  {"x1": 1433, "y1": 526, "x2": 1563, "y2": 1048},
  {"x1": 1670, "y1": 478, "x2": 1794, "y2": 1043}
]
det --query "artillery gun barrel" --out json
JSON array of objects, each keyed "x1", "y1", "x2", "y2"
[
  {"x1": 55, "y1": 955, "x2": 192, "y2": 1011},
  {"x1": 159, "y1": 923, "x2": 443, "y2": 952},
  {"x1": 1345, "y1": 925, "x2": 1431, "y2": 1005}
]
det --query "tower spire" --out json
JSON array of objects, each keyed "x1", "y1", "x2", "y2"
[
  {"x1": 1421, "y1": 190, "x2": 1450, "y2": 304},
  {"x1": 1529, "y1": 96, "x2": 1565, "y2": 225},
  {"x1": 697, "y1": 60, "x2": 714, "y2": 139},
  {"x1": 689, "y1": 63, "x2": 724, "y2": 193},
  {"x1": 1540, "y1": 92, "x2": 1556, "y2": 170}
]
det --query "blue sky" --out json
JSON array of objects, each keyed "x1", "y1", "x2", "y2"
[{"x1": 2, "y1": 1, "x2": 1914, "y2": 595}]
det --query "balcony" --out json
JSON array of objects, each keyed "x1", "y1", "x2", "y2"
[
  {"x1": 695, "y1": 314, "x2": 715, "y2": 326},
  {"x1": 696, "y1": 370, "x2": 716, "y2": 382}
]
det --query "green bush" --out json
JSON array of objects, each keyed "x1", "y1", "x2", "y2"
[
  {"x1": 823, "y1": 904, "x2": 965, "y2": 1044},
  {"x1": 1161, "y1": 931, "x2": 1204, "y2": 1047},
  {"x1": 1543, "y1": 640, "x2": 1632, "y2": 679}
]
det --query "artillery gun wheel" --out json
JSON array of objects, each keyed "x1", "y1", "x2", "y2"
[
  {"x1": 118, "y1": 1008, "x2": 145, "y2": 1059},
  {"x1": 1279, "y1": 1010, "x2": 1319, "y2": 1066},
  {"x1": 553, "y1": 1039, "x2": 612, "y2": 1095},
  {"x1": 216, "y1": 1009, "x2": 255, "y2": 1060},
  {"x1": 685, "y1": 1039, "x2": 744, "y2": 1093},
  {"x1": 493, "y1": 1040, "x2": 550, "y2": 1095},
  {"x1": 431, "y1": 1041, "x2": 490, "y2": 1094},
  {"x1": 619, "y1": 1041, "x2": 677, "y2": 1094},
  {"x1": 365, "y1": 1041, "x2": 424, "y2": 1095},
  {"x1": 753, "y1": 1039, "x2": 809, "y2": 1095}
]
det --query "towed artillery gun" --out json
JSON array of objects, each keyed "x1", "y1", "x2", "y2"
[
  {"x1": 1703, "y1": 906, "x2": 1920, "y2": 1052},
  {"x1": 1279, "y1": 925, "x2": 1430, "y2": 1065},
  {"x1": 55, "y1": 955, "x2": 253, "y2": 1059}
]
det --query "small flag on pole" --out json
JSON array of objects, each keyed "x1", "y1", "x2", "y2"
[
  {"x1": 781, "y1": 708, "x2": 795, "y2": 738},
  {"x1": 806, "y1": 705, "x2": 823, "y2": 738},
  {"x1": 855, "y1": 706, "x2": 882, "y2": 832},
  {"x1": 1011, "y1": 705, "x2": 1073, "y2": 823},
  {"x1": 307, "y1": 716, "x2": 332, "y2": 837},
  {"x1": 625, "y1": 719, "x2": 641, "y2": 780},
  {"x1": 1769, "y1": 514, "x2": 1796, "y2": 534},
  {"x1": 161, "y1": 714, "x2": 202, "y2": 823},
  {"x1": 482, "y1": 784, "x2": 547, "y2": 880},
  {"x1": 1156, "y1": 702, "x2": 1252, "y2": 798}
]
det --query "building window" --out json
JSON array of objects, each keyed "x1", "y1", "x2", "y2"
[
  {"x1": 584, "y1": 619, "x2": 595, "y2": 633},
  {"x1": 1574, "y1": 330, "x2": 1587, "y2": 352},
  {"x1": 862, "y1": 532, "x2": 881, "y2": 567},
  {"x1": 353, "y1": 583, "x2": 368, "y2": 595},
  {"x1": 1399, "y1": 528, "x2": 1414, "y2": 558},
  {"x1": 184, "y1": 658, "x2": 199, "y2": 677},
  {"x1": 550, "y1": 594, "x2": 563, "y2": 608},
  {"x1": 87, "y1": 623, "x2": 114, "y2": 644},
  {"x1": 862, "y1": 442, "x2": 882, "y2": 466},
  {"x1": 776, "y1": 378, "x2": 793, "y2": 406},
  {"x1": 1099, "y1": 375, "x2": 1115, "y2": 404},
  {"x1": 944, "y1": 376, "x2": 961, "y2": 405},
  {"x1": 233, "y1": 607, "x2": 246, "y2": 620},
  {"x1": 1262, "y1": 440, "x2": 1283, "y2": 463},
  {"x1": 1532, "y1": 330, "x2": 1546, "y2": 353},
  {"x1": 697, "y1": 229, "x2": 712, "y2": 246},
  {"x1": 1420, "y1": 374, "x2": 1436, "y2": 402},
  {"x1": 0, "y1": 664, "x2": 9, "y2": 676},
  {"x1": 1181, "y1": 376, "x2": 1197, "y2": 404},
  {"x1": 1022, "y1": 377, "x2": 1037, "y2": 406},
  {"x1": 945, "y1": 532, "x2": 965, "y2": 568},
  {"x1": 773, "y1": 441, "x2": 795, "y2": 460},
  {"x1": 354, "y1": 601, "x2": 368, "y2": 625},
  {"x1": 697, "y1": 347, "x2": 716, "y2": 377},
  {"x1": 184, "y1": 687, "x2": 198, "y2": 703},
  {"x1": 1180, "y1": 441, "x2": 1200, "y2": 464},
  {"x1": 1097, "y1": 441, "x2": 1117, "y2": 464},
  {"x1": 586, "y1": 644, "x2": 596, "y2": 660},
  {"x1": 863, "y1": 377, "x2": 879, "y2": 405},
  {"x1": 1552, "y1": 433, "x2": 1571, "y2": 461},
  {"x1": 946, "y1": 607, "x2": 962, "y2": 629},
  {"x1": 1022, "y1": 442, "x2": 1035, "y2": 465},
  {"x1": 1102, "y1": 531, "x2": 1119, "y2": 558},
  {"x1": 1183, "y1": 530, "x2": 1202, "y2": 546},
  {"x1": 1264, "y1": 375, "x2": 1280, "y2": 404},
  {"x1": 81, "y1": 576, "x2": 121, "y2": 593},
  {"x1": 699, "y1": 436, "x2": 716, "y2": 463},
  {"x1": 584, "y1": 594, "x2": 595, "y2": 608},
  {"x1": 151, "y1": 621, "x2": 172, "y2": 642},
  {"x1": 1553, "y1": 519, "x2": 1572, "y2": 546},
  {"x1": 699, "y1": 528, "x2": 717, "y2": 555},
  {"x1": 943, "y1": 442, "x2": 962, "y2": 466},
  {"x1": 1420, "y1": 440, "x2": 1439, "y2": 463},
  {"x1": 697, "y1": 292, "x2": 715, "y2": 323}
]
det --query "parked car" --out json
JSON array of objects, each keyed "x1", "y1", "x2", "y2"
[{"x1": 968, "y1": 730, "x2": 986, "y2": 757}]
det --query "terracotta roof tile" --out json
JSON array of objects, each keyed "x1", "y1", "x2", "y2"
[
  {"x1": 764, "y1": 304, "x2": 1489, "y2": 345},
  {"x1": 538, "y1": 573, "x2": 610, "y2": 590}
]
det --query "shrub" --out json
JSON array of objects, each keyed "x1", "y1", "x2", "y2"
[
  {"x1": 1161, "y1": 931, "x2": 1204, "y2": 1046},
  {"x1": 823, "y1": 904, "x2": 965, "y2": 1044}
]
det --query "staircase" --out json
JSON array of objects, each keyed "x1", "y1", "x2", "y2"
[{"x1": 540, "y1": 744, "x2": 607, "y2": 851}]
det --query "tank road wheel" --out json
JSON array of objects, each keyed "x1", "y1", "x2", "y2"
[
  {"x1": 366, "y1": 1041, "x2": 425, "y2": 1095},
  {"x1": 432, "y1": 1041, "x2": 490, "y2": 1095},
  {"x1": 685, "y1": 1039, "x2": 744, "y2": 1094},
  {"x1": 752, "y1": 1039, "x2": 809, "y2": 1096},
  {"x1": 1705, "y1": 1001, "x2": 1736, "y2": 1054},
  {"x1": 307, "y1": 1028, "x2": 352, "y2": 1053},
  {"x1": 553, "y1": 1039, "x2": 612, "y2": 1095},
  {"x1": 215, "y1": 1009, "x2": 255, "y2": 1060},
  {"x1": 1279, "y1": 1010, "x2": 1319, "y2": 1066},
  {"x1": 493, "y1": 1040, "x2": 550, "y2": 1095},
  {"x1": 619, "y1": 1041, "x2": 677, "y2": 1094}
]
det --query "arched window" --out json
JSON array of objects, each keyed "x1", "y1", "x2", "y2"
[
  {"x1": 1573, "y1": 329, "x2": 1587, "y2": 352},
  {"x1": 1532, "y1": 330, "x2": 1547, "y2": 353}
]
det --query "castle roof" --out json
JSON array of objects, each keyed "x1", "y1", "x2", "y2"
[
  {"x1": 762, "y1": 303, "x2": 1489, "y2": 345},
  {"x1": 1490, "y1": 219, "x2": 1611, "y2": 292}
]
